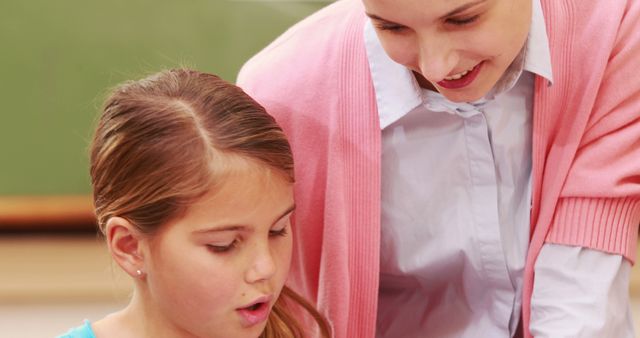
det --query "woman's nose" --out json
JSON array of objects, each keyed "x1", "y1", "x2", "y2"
[{"x1": 417, "y1": 34, "x2": 459, "y2": 83}]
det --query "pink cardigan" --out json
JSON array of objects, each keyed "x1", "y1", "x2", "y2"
[{"x1": 238, "y1": 0, "x2": 640, "y2": 337}]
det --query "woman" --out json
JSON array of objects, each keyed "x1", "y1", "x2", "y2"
[{"x1": 237, "y1": 0, "x2": 640, "y2": 337}]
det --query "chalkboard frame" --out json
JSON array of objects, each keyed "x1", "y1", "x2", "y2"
[{"x1": 0, "y1": 196, "x2": 95, "y2": 232}]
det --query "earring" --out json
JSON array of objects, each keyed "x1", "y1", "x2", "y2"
[{"x1": 136, "y1": 269, "x2": 144, "y2": 277}]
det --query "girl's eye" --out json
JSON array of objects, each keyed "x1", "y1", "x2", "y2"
[
  {"x1": 269, "y1": 226, "x2": 288, "y2": 238},
  {"x1": 446, "y1": 15, "x2": 479, "y2": 26},
  {"x1": 207, "y1": 240, "x2": 238, "y2": 253}
]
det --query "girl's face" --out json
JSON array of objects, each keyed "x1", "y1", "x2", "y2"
[
  {"x1": 364, "y1": 0, "x2": 532, "y2": 102},
  {"x1": 140, "y1": 164, "x2": 294, "y2": 338}
]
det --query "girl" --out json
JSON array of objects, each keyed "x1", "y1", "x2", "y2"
[
  {"x1": 237, "y1": 0, "x2": 640, "y2": 337},
  {"x1": 59, "y1": 69, "x2": 330, "y2": 338}
]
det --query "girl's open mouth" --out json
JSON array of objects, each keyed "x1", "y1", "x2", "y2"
[{"x1": 237, "y1": 297, "x2": 272, "y2": 327}]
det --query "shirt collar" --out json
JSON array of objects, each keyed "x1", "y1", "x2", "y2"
[
  {"x1": 525, "y1": 0, "x2": 554, "y2": 83},
  {"x1": 365, "y1": 0, "x2": 554, "y2": 129}
]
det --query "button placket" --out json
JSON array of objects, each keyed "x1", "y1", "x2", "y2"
[{"x1": 463, "y1": 111, "x2": 515, "y2": 333}]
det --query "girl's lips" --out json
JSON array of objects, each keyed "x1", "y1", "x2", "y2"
[
  {"x1": 236, "y1": 296, "x2": 272, "y2": 327},
  {"x1": 436, "y1": 62, "x2": 484, "y2": 89}
]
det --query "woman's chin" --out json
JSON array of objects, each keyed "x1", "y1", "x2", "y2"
[{"x1": 438, "y1": 88, "x2": 488, "y2": 103}]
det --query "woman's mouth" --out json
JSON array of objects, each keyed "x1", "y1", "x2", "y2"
[{"x1": 437, "y1": 62, "x2": 483, "y2": 89}]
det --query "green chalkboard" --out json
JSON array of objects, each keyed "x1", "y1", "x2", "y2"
[{"x1": 0, "y1": 0, "x2": 329, "y2": 195}]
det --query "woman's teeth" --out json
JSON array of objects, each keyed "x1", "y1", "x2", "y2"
[{"x1": 444, "y1": 68, "x2": 472, "y2": 81}]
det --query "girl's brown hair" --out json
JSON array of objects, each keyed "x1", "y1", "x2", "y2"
[{"x1": 90, "y1": 69, "x2": 330, "y2": 338}]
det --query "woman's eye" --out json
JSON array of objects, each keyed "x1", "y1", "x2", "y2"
[
  {"x1": 446, "y1": 15, "x2": 479, "y2": 26},
  {"x1": 207, "y1": 240, "x2": 238, "y2": 253},
  {"x1": 376, "y1": 23, "x2": 407, "y2": 32}
]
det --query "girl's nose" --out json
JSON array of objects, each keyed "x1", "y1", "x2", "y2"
[{"x1": 245, "y1": 242, "x2": 277, "y2": 283}]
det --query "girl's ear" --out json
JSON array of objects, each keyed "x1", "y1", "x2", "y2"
[{"x1": 105, "y1": 216, "x2": 146, "y2": 279}]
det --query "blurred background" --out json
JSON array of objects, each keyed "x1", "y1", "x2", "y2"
[
  {"x1": 0, "y1": 0, "x2": 639, "y2": 337},
  {"x1": 0, "y1": 0, "x2": 330, "y2": 336},
  {"x1": 0, "y1": 0, "x2": 330, "y2": 197}
]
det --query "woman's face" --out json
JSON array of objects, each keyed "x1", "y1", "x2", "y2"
[
  {"x1": 140, "y1": 163, "x2": 294, "y2": 338},
  {"x1": 364, "y1": 0, "x2": 532, "y2": 102}
]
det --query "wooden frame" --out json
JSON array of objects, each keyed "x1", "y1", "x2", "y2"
[{"x1": 0, "y1": 195, "x2": 95, "y2": 231}]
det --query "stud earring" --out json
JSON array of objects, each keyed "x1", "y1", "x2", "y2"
[{"x1": 136, "y1": 269, "x2": 144, "y2": 277}]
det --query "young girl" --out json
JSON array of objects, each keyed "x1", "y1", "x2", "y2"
[
  {"x1": 237, "y1": 0, "x2": 640, "y2": 337},
  {"x1": 59, "y1": 69, "x2": 330, "y2": 338}
]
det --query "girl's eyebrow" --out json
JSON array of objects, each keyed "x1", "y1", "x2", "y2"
[
  {"x1": 271, "y1": 204, "x2": 296, "y2": 226},
  {"x1": 192, "y1": 204, "x2": 296, "y2": 234},
  {"x1": 365, "y1": 0, "x2": 487, "y2": 23},
  {"x1": 193, "y1": 224, "x2": 248, "y2": 234}
]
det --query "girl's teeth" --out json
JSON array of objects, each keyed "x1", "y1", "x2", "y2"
[
  {"x1": 444, "y1": 69, "x2": 471, "y2": 81},
  {"x1": 248, "y1": 302, "x2": 263, "y2": 311}
]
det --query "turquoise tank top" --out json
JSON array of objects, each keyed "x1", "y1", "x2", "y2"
[{"x1": 57, "y1": 320, "x2": 96, "y2": 338}]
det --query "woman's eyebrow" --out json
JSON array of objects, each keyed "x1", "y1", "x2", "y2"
[
  {"x1": 364, "y1": 12, "x2": 398, "y2": 24},
  {"x1": 365, "y1": 0, "x2": 487, "y2": 24},
  {"x1": 441, "y1": 0, "x2": 487, "y2": 19}
]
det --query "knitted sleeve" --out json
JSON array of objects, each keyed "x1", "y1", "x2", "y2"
[{"x1": 546, "y1": 0, "x2": 640, "y2": 262}]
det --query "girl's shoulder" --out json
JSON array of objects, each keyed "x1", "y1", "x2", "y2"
[{"x1": 57, "y1": 320, "x2": 96, "y2": 338}]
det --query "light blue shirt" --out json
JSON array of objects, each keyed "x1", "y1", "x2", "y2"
[{"x1": 365, "y1": 1, "x2": 633, "y2": 337}]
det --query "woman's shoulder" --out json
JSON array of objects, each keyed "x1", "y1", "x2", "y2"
[
  {"x1": 56, "y1": 320, "x2": 96, "y2": 338},
  {"x1": 244, "y1": 0, "x2": 364, "y2": 56},
  {"x1": 237, "y1": 0, "x2": 367, "y2": 93}
]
